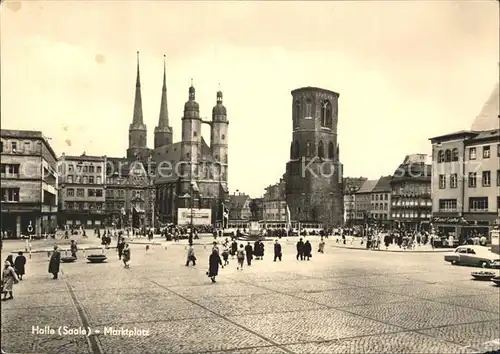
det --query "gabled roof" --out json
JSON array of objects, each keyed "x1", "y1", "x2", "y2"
[
  {"x1": 356, "y1": 179, "x2": 378, "y2": 194},
  {"x1": 152, "y1": 142, "x2": 182, "y2": 166},
  {"x1": 372, "y1": 176, "x2": 392, "y2": 192},
  {"x1": 228, "y1": 194, "x2": 249, "y2": 209}
]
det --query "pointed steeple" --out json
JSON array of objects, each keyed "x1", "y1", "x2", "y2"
[
  {"x1": 132, "y1": 51, "x2": 144, "y2": 125},
  {"x1": 157, "y1": 54, "x2": 169, "y2": 128}
]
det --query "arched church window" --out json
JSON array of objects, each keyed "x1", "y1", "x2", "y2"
[
  {"x1": 221, "y1": 134, "x2": 225, "y2": 140},
  {"x1": 305, "y1": 99, "x2": 313, "y2": 118},
  {"x1": 321, "y1": 100, "x2": 331, "y2": 127},
  {"x1": 318, "y1": 141, "x2": 324, "y2": 158},
  {"x1": 293, "y1": 101, "x2": 301, "y2": 128},
  {"x1": 306, "y1": 141, "x2": 312, "y2": 157},
  {"x1": 328, "y1": 142, "x2": 334, "y2": 159}
]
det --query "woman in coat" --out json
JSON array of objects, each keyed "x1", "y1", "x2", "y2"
[
  {"x1": 48, "y1": 246, "x2": 61, "y2": 279},
  {"x1": 304, "y1": 240, "x2": 312, "y2": 260},
  {"x1": 207, "y1": 249, "x2": 223, "y2": 283},
  {"x1": 2, "y1": 260, "x2": 19, "y2": 300},
  {"x1": 122, "y1": 243, "x2": 131, "y2": 268},
  {"x1": 14, "y1": 251, "x2": 26, "y2": 280}
]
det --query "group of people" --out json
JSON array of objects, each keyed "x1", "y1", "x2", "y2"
[{"x1": 1, "y1": 252, "x2": 27, "y2": 300}]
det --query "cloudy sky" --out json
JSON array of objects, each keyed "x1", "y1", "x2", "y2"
[{"x1": 1, "y1": 0, "x2": 499, "y2": 197}]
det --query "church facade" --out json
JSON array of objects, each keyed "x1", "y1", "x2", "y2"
[{"x1": 105, "y1": 53, "x2": 229, "y2": 229}]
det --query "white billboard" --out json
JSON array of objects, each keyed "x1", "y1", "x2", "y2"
[{"x1": 177, "y1": 208, "x2": 212, "y2": 226}]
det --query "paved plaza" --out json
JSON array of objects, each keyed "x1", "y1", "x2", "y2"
[{"x1": 1, "y1": 239, "x2": 499, "y2": 354}]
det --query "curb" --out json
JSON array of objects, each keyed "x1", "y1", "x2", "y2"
[
  {"x1": 10, "y1": 247, "x2": 117, "y2": 254},
  {"x1": 330, "y1": 245, "x2": 450, "y2": 253}
]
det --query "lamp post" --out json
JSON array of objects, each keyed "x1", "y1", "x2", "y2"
[{"x1": 189, "y1": 183, "x2": 194, "y2": 246}]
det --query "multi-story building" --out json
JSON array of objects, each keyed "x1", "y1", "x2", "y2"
[
  {"x1": 57, "y1": 153, "x2": 106, "y2": 228},
  {"x1": 1, "y1": 130, "x2": 58, "y2": 238},
  {"x1": 370, "y1": 176, "x2": 392, "y2": 226},
  {"x1": 343, "y1": 177, "x2": 367, "y2": 226},
  {"x1": 285, "y1": 86, "x2": 344, "y2": 227},
  {"x1": 262, "y1": 178, "x2": 287, "y2": 221},
  {"x1": 353, "y1": 179, "x2": 378, "y2": 225},
  {"x1": 390, "y1": 154, "x2": 432, "y2": 231},
  {"x1": 227, "y1": 192, "x2": 251, "y2": 220},
  {"x1": 430, "y1": 128, "x2": 500, "y2": 240}
]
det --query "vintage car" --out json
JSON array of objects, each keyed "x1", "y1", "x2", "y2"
[{"x1": 444, "y1": 245, "x2": 500, "y2": 268}]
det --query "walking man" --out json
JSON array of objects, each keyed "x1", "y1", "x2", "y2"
[
  {"x1": 296, "y1": 238, "x2": 305, "y2": 260},
  {"x1": 273, "y1": 240, "x2": 282, "y2": 262}
]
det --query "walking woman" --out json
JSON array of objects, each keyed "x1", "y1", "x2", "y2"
[
  {"x1": 122, "y1": 243, "x2": 131, "y2": 268},
  {"x1": 14, "y1": 251, "x2": 26, "y2": 280},
  {"x1": 48, "y1": 245, "x2": 61, "y2": 279},
  {"x1": 2, "y1": 259, "x2": 19, "y2": 300},
  {"x1": 207, "y1": 249, "x2": 223, "y2": 283}
]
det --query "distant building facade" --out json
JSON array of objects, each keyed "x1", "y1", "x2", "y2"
[
  {"x1": 390, "y1": 154, "x2": 432, "y2": 231},
  {"x1": 1, "y1": 130, "x2": 58, "y2": 238},
  {"x1": 430, "y1": 129, "x2": 500, "y2": 239},
  {"x1": 343, "y1": 177, "x2": 367, "y2": 225},
  {"x1": 353, "y1": 179, "x2": 378, "y2": 225},
  {"x1": 57, "y1": 153, "x2": 106, "y2": 228},
  {"x1": 263, "y1": 178, "x2": 287, "y2": 221},
  {"x1": 371, "y1": 176, "x2": 392, "y2": 226},
  {"x1": 285, "y1": 86, "x2": 343, "y2": 227},
  {"x1": 227, "y1": 193, "x2": 251, "y2": 220}
]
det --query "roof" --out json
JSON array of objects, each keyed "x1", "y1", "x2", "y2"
[
  {"x1": 355, "y1": 179, "x2": 378, "y2": 194},
  {"x1": 106, "y1": 157, "x2": 131, "y2": 177},
  {"x1": 372, "y1": 176, "x2": 392, "y2": 192},
  {"x1": 465, "y1": 128, "x2": 500, "y2": 145},
  {"x1": 429, "y1": 130, "x2": 479, "y2": 143},
  {"x1": 343, "y1": 177, "x2": 367, "y2": 193},
  {"x1": 61, "y1": 153, "x2": 106, "y2": 162},
  {"x1": 152, "y1": 142, "x2": 182, "y2": 166},
  {"x1": 1, "y1": 129, "x2": 58, "y2": 160},
  {"x1": 392, "y1": 163, "x2": 431, "y2": 181},
  {"x1": 471, "y1": 83, "x2": 499, "y2": 131},
  {"x1": 291, "y1": 86, "x2": 340, "y2": 97}
]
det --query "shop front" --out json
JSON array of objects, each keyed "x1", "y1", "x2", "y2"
[
  {"x1": 461, "y1": 213, "x2": 497, "y2": 242},
  {"x1": 431, "y1": 215, "x2": 461, "y2": 238}
]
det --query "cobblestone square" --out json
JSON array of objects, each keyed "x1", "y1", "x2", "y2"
[{"x1": 1, "y1": 241, "x2": 499, "y2": 353}]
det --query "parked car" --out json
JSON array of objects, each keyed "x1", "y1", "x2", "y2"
[{"x1": 444, "y1": 245, "x2": 500, "y2": 268}]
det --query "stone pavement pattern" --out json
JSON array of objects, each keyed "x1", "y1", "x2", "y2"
[{"x1": 1, "y1": 240, "x2": 499, "y2": 354}]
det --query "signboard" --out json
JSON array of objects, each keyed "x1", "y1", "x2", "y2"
[{"x1": 177, "y1": 208, "x2": 212, "y2": 226}]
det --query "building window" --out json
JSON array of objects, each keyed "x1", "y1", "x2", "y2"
[
  {"x1": 328, "y1": 142, "x2": 334, "y2": 159},
  {"x1": 468, "y1": 172, "x2": 476, "y2": 188},
  {"x1": 76, "y1": 202, "x2": 83, "y2": 210},
  {"x1": 305, "y1": 141, "x2": 311, "y2": 157},
  {"x1": 67, "y1": 202, "x2": 74, "y2": 210},
  {"x1": 450, "y1": 174, "x2": 458, "y2": 188},
  {"x1": 89, "y1": 165, "x2": 95, "y2": 173},
  {"x1": 439, "y1": 175, "x2": 446, "y2": 189},
  {"x1": 221, "y1": 134, "x2": 225, "y2": 140},
  {"x1": 88, "y1": 189, "x2": 95, "y2": 197},
  {"x1": 193, "y1": 131, "x2": 197, "y2": 137},
  {"x1": 305, "y1": 99, "x2": 312, "y2": 118},
  {"x1": 83, "y1": 166, "x2": 88, "y2": 173},
  {"x1": 67, "y1": 188, "x2": 74, "y2": 197},
  {"x1": 96, "y1": 189, "x2": 103, "y2": 197},
  {"x1": 452, "y1": 148, "x2": 459, "y2": 161},
  {"x1": 68, "y1": 165, "x2": 74, "y2": 172},
  {"x1": 439, "y1": 199, "x2": 457, "y2": 212},
  {"x1": 11, "y1": 141, "x2": 17, "y2": 152},
  {"x1": 469, "y1": 147, "x2": 476, "y2": 160},
  {"x1": 482, "y1": 145, "x2": 490, "y2": 158},
  {"x1": 77, "y1": 188, "x2": 84, "y2": 197},
  {"x1": 1, "y1": 188, "x2": 20, "y2": 202},
  {"x1": 83, "y1": 176, "x2": 88, "y2": 184},
  {"x1": 497, "y1": 170, "x2": 500, "y2": 186},
  {"x1": 444, "y1": 150, "x2": 452, "y2": 162},
  {"x1": 96, "y1": 166, "x2": 102, "y2": 173},
  {"x1": 24, "y1": 141, "x2": 31, "y2": 151},
  {"x1": 96, "y1": 176, "x2": 102, "y2": 184},
  {"x1": 293, "y1": 100, "x2": 301, "y2": 128},
  {"x1": 89, "y1": 176, "x2": 94, "y2": 184},
  {"x1": 437, "y1": 150, "x2": 445, "y2": 163},
  {"x1": 318, "y1": 141, "x2": 324, "y2": 158},
  {"x1": 469, "y1": 197, "x2": 488, "y2": 212},
  {"x1": 67, "y1": 175, "x2": 73, "y2": 183},
  {"x1": 0, "y1": 164, "x2": 20, "y2": 176},
  {"x1": 482, "y1": 171, "x2": 491, "y2": 187}
]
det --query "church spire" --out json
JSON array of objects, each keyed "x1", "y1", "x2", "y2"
[
  {"x1": 157, "y1": 54, "x2": 169, "y2": 128},
  {"x1": 132, "y1": 51, "x2": 144, "y2": 125}
]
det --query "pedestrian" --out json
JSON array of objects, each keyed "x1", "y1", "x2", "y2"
[
  {"x1": 245, "y1": 242, "x2": 253, "y2": 266},
  {"x1": 186, "y1": 244, "x2": 196, "y2": 266},
  {"x1": 236, "y1": 244, "x2": 245, "y2": 270},
  {"x1": 259, "y1": 240, "x2": 265, "y2": 260},
  {"x1": 296, "y1": 238, "x2": 305, "y2": 260},
  {"x1": 122, "y1": 243, "x2": 131, "y2": 268},
  {"x1": 231, "y1": 239, "x2": 238, "y2": 259},
  {"x1": 212, "y1": 241, "x2": 220, "y2": 255},
  {"x1": 304, "y1": 240, "x2": 312, "y2": 260},
  {"x1": 207, "y1": 249, "x2": 223, "y2": 283},
  {"x1": 1, "y1": 260, "x2": 19, "y2": 301},
  {"x1": 48, "y1": 245, "x2": 61, "y2": 279},
  {"x1": 70, "y1": 240, "x2": 78, "y2": 258},
  {"x1": 117, "y1": 238, "x2": 125, "y2": 260},
  {"x1": 221, "y1": 246, "x2": 229, "y2": 266},
  {"x1": 273, "y1": 240, "x2": 282, "y2": 261},
  {"x1": 14, "y1": 252, "x2": 26, "y2": 280},
  {"x1": 318, "y1": 238, "x2": 325, "y2": 253}
]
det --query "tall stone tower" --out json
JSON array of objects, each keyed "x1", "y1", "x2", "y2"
[
  {"x1": 285, "y1": 87, "x2": 343, "y2": 227},
  {"x1": 127, "y1": 51, "x2": 149, "y2": 160},
  {"x1": 180, "y1": 82, "x2": 202, "y2": 194},
  {"x1": 154, "y1": 55, "x2": 173, "y2": 149},
  {"x1": 210, "y1": 90, "x2": 229, "y2": 183}
]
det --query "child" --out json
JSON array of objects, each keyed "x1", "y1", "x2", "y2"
[
  {"x1": 221, "y1": 246, "x2": 229, "y2": 266},
  {"x1": 14, "y1": 252, "x2": 26, "y2": 281}
]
